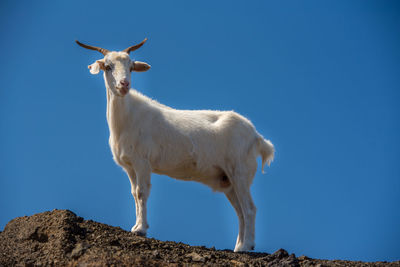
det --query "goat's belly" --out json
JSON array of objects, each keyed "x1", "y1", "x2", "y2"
[
  {"x1": 152, "y1": 167, "x2": 198, "y2": 181},
  {"x1": 152, "y1": 164, "x2": 230, "y2": 192}
]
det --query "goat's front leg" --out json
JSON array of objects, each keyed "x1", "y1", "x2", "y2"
[
  {"x1": 129, "y1": 162, "x2": 151, "y2": 236},
  {"x1": 125, "y1": 167, "x2": 140, "y2": 232}
]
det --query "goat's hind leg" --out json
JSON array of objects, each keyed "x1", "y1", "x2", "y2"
[
  {"x1": 231, "y1": 172, "x2": 257, "y2": 252},
  {"x1": 225, "y1": 187, "x2": 245, "y2": 252}
]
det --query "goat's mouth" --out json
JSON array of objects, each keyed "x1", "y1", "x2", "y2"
[{"x1": 116, "y1": 86, "x2": 129, "y2": 96}]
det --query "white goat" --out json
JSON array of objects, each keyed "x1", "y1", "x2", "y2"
[{"x1": 76, "y1": 39, "x2": 274, "y2": 252}]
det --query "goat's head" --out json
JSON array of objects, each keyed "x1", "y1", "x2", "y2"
[{"x1": 76, "y1": 39, "x2": 151, "y2": 97}]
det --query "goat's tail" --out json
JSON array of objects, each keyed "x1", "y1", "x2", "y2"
[{"x1": 257, "y1": 135, "x2": 275, "y2": 174}]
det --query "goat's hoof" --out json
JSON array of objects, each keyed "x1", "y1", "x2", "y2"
[
  {"x1": 234, "y1": 243, "x2": 245, "y2": 252},
  {"x1": 131, "y1": 229, "x2": 147, "y2": 237},
  {"x1": 234, "y1": 243, "x2": 255, "y2": 252}
]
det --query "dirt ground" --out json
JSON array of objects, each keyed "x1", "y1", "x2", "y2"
[{"x1": 0, "y1": 210, "x2": 398, "y2": 267}]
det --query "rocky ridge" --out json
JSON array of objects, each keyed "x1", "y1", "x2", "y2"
[{"x1": 0, "y1": 210, "x2": 398, "y2": 266}]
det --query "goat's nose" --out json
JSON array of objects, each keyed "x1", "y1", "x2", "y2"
[{"x1": 120, "y1": 79, "x2": 130, "y2": 87}]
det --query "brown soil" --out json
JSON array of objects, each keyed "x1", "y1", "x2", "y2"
[{"x1": 0, "y1": 210, "x2": 398, "y2": 267}]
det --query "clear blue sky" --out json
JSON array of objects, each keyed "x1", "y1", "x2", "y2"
[{"x1": 1, "y1": 0, "x2": 399, "y2": 262}]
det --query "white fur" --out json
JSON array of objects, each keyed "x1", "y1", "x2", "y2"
[{"x1": 86, "y1": 51, "x2": 274, "y2": 252}]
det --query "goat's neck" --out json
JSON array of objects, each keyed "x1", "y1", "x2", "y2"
[{"x1": 105, "y1": 84, "x2": 129, "y2": 139}]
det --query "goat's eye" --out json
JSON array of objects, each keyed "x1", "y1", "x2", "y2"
[{"x1": 105, "y1": 65, "x2": 112, "y2": 71}]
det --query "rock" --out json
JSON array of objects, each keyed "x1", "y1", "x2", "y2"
[
  {"x1": 231, "y1": 259, "x2": 247, "y2": 266},
  {"x1": 186, "y1": 252, "x2": 205, "y2": 262},
  {"x1": 273, "y1": 248, "x2": 289, "y2": 259},
  {"x1": 298, "y1": 255, "x2": 310, "y2": 260},
  {"x1": 152, "y1": 249, "x2": 160, "y2": 259},
  {"x1": 280, "y1": 253, "x2": 300, "y2": 267},
  {"x1": 70, "y1": 242, "x2": 90, "y2": 259}
]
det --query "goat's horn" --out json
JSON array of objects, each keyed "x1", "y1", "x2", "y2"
[
  {"x1": 75, "y1": 40, "x2": 110, "y2": 55},
  {"x1": 123, "y1": 38, "x2": 147, "y2": 54}
]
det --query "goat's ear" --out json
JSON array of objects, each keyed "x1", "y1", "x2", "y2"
[
  {"x1": 131, "y1": 61, "x2": 151, "y2": 72},
  {"x1": 88, "y1": 60, "x2": 105, "y2": 75}
]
